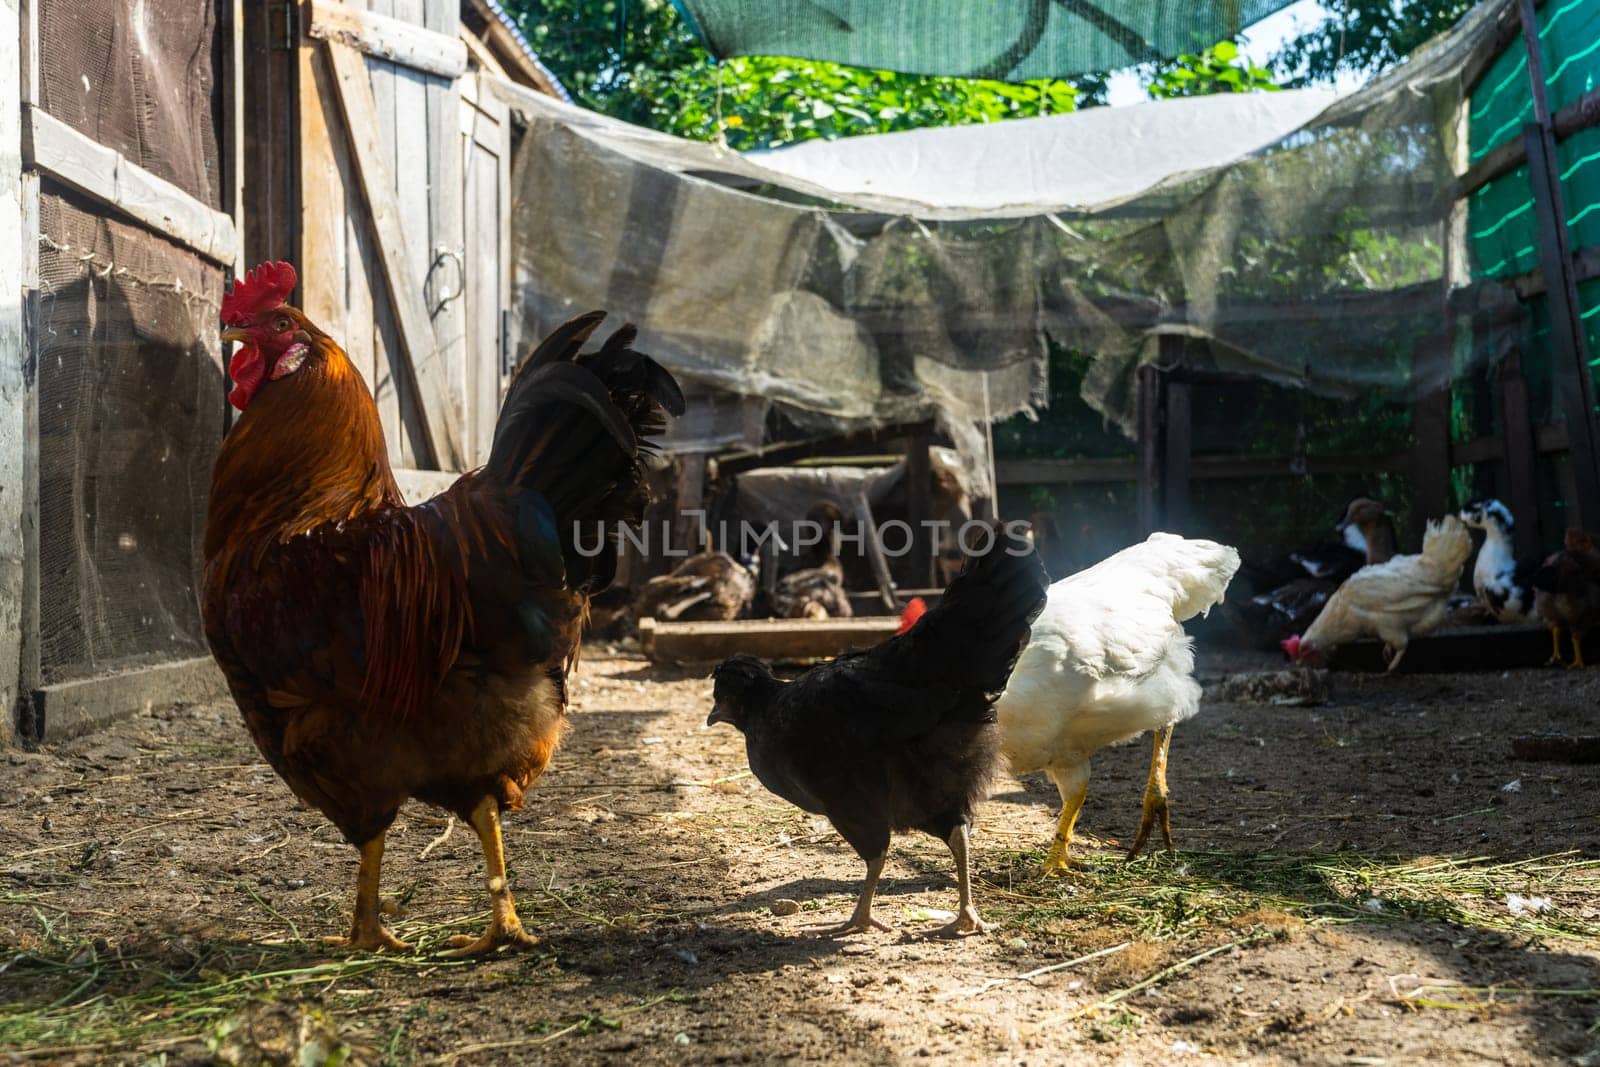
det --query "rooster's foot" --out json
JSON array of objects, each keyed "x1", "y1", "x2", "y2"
[
  {"x1": 932, "y1": 909, "x2": 993, "y2": 938},
  {"x1": 324, "y1": 922, "x2": 412, "y2": 954},
  {"x1": 439, "y1": 920, "x2": 539, "y2": 958},
  {"x1": 808, "y1": 914, "x2": 895, "y2": 938}
]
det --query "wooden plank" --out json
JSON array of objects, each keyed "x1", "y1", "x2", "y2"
[
  {"x1": 639, "y1": 617, "x2": 900, "y2": 665},
  {"x1": 20, "y1": 107, "x2": 238, "y2": 265},
  {"x1": 905, "y1": 430, "x2": 933, "y2": 588},
  {"x1": 325, "y1": 38, "x2": 466, "y2": 470},
  {"x1": 297, "y1": 19, "x2": 350, "y2": 345},
  {"x1": 1502, "y1": 244, "x2": 1600, "y2": 300},
  {"x1": 674, "y1": 452, "x2": 707, "y2": 554},
  {"x1": 2, "y1": 0, "x2": 25, "y2": 746},
  {"x1": 309, "y1": 0, "x2": 467, "y2": 77},
  {"x1": 1452, "y1": 87, "x2": 1600, "y2": 202},
  {"x1": 715, "y1": 421, "x2": 934, "y2": 475},
  {"x1": 423, "y1": 0, "x2": 466, "y2": 460},
  {"x1": 1327, "y1": 624, "x2": 1553, "y2": 673},
  {"x1": 1498, "y1": 351, "x2": 1542, "y2": 558},
  {"x1": 26, "y1": 657, "x2": 229, "y2": 743},
  {"x1": 996, "y1": 447, "x2": 1423, "y2": 486}
]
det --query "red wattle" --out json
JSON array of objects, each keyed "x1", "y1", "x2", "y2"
[{"x1": 228, "y1": 345, "x2": 266, "y2": 410}]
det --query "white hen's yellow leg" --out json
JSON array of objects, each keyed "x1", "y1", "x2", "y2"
[
  {"x1": 1043, "y1": 762, "x2": 1090, "y2": 875},
  {"x1": 1127, "y1": 726, "x2": 1175, "y2": 859},
  {"x1": 440, "y1": 796, "x2": 538, "y2": 957},
  {"x1": 325, "y1": 835, "x2": 411, "y2": 952}
]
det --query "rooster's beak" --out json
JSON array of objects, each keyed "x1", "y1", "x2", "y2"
[{"x1": 221, "y1": 328, "x2": 251, "y2": 344}]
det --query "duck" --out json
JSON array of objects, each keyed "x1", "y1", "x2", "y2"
[
  {"x1": 633, "y1": 550, "x2": 758, "y2": 622},
  {"x1": 1458, "y1": 499, "x2": 1541, "y2": 623}
]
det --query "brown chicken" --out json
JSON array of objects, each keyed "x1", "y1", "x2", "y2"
[
  {"x1": 1532, "y1": 528, "x2": 1600, "y2": 668},
  {"x1": 203, "y1": 262, "x2": 681, "y2": 955}
]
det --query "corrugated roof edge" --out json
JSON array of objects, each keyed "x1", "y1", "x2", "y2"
[{"x1": 475, "y1": 0, "x2": 573, "y2": 103}]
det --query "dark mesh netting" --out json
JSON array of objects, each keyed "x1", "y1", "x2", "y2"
[
  {"x1": 35, "y1": 189, "x2": 225, "y2": 684},
  {"x1": 36, "y1": 0, "x2": 223, "y2": 208}
]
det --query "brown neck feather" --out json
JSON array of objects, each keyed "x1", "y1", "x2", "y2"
[{"x1": 205, "y1": 336, "x2": 401, "y2": 563}]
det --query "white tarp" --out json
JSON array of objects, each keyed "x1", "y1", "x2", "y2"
[
  {"x1": 746, "y1": 89, "x2": 1342, "y2": 216},
  {"x1": 493, "y1": 82, "x2": 1343, "y2": 219}
]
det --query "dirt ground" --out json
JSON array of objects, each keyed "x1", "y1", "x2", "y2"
[{"x1": 2, "y1": 650, "x2": 1598, "y2": 1065}]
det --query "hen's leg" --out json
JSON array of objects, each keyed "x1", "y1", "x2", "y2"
[
  {"x1": 326, "y1": 835, "x2": 411, "y2": 952},
  {"x1": 1570, "y1": 632, "x2": 1586, "y2": 669},
  {"x1": 1127, "y1": 726, "x2": 1176, "y2": 859},
  {"x1": 808, "y1": 854, "x2": 894, "y2": 936},
  {"x1": 1547, "y1": 625, "x2": 1565, "y2": 666},
  {"x1": 440, "y1": 796, "x2": 538, "y2": 957},
  {"x1": 1043, "y1": 762, "x2": 1090, "y2": 875},
  {"x1": 933, "y1": 823, "x2": 992, "y2": 937}
]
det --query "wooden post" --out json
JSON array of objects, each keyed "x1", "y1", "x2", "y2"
[
  {"x1": 1, "y1": 0, "x2": 25, "y2": 744},
  {"x1": 852, "y1": 493, "x2": 899, "y2": 613},
  {"x1": 1136, "y1": 362, "x2": 1163, "y2": 536},
  {"x1": 1409, "y1": 335, "x2": 1453, "y2": 546},
  {"x1": 1517, "y1": 0, "x2": 1600, "y2": 527},
  {"x1": 673, "y1": 452, "x2": 707, "y2": 556},
  {"x1": 905, "y1": 430, "x2": 933, "y2": 588},
  {"x1": 1498, "y1": 350, "x2": 1542, "y2": 557},
  {"x1": 1160, "y1": 336, "x2": 1190, "y2": 533}
]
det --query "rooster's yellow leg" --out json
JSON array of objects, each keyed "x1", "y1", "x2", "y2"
[
  {"x1": 1043, "y1": 770, "x2": 1089, "y2": 875},
  {"x1": 1548, "y1": 625, "x2": 1566, "y2": 666},
  {"x1": 1127, "y1": 725, "x2": 1176, "y2": 859},
  {"x1": 1570, "y1": 632, "x2": 1586, "y2": 670},
  {"x1": 325, "y1": 835, "x2": 411, "y2": 952},
  {"x1": 440, "y1": 796, "x2": 538, "y2": 957}
]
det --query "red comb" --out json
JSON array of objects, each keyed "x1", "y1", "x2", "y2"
[
  {"x1": 1281, "y1": 634, "x2": 1302, "y2": 659},
  {"x1": 897, "y1": 597, "x2": 928, "y2": 635},
  {"x1": 222, "y1": 261, "x2": 297, "y2": 325}
]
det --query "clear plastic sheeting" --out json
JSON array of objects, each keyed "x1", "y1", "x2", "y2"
[{"x1": 497, "y1": 0, "x2": 1516, "y2": 441}]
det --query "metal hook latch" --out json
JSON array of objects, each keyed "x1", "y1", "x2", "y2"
[{"x1": 427, "y1": 246, "x2": 465, "y2": 316}]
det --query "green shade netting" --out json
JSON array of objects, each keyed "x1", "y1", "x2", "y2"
[{"x1": 669, "y1": 0, "x2": 1298, "y2": 79}]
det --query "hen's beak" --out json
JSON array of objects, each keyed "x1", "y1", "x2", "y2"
[
  {"x1": 706, "y1": 702, "x2": 731, "y2": 727},
  {"x1": 221, "y1": 328, "x2": 251, "y2": 344}
]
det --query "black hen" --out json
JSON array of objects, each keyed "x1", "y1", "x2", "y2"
[{"x1": 708, "y1": 533, "x2": 1049, "y2": 937}]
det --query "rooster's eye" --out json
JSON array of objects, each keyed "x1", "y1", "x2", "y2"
[{"x1": 274, "y1": 316, "x2": 291, "y2": 331}]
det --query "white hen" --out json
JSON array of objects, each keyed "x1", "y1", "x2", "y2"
[{"x1": 996, "y1": 533, "x2": 1240, "y2": 872}]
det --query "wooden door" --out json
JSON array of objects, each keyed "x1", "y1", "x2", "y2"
[
  {"x1": 459, "y1": 72, "x2": 511, "y2": 465},
  {"x1": 296, "y1": 0, "x2": 467, "y2": 472}
]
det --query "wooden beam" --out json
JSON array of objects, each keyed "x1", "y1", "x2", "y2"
[
  {"x1": 639, "y1": 616, "x2": 901, "y2": 665},
  {"x1": 852, "y1": 493, "x2": 899, "y2": 613},
  {"x1": 309, "y1": 0, "x2": 467, "y2": 78},
  {"x1": 1408, "y1": 335, "x2": 1453, "y2": 546},
  {"x1": 1452, "y1": 87, "x2": 1600, "y2": 202},
  {"x1": 20, "y1": 106, "x2": 238, "y2": 265},
  {"x1": 324, "y1": 39, "x2": 466, "y2": 471},
  {"x1": 2, "y1": 0, "x2": 25, "y2": 745},
  {"x1": 1502, "y1": 244, "x2": 1600, "y2": 300},
  {"x1": 714, "y1": 421, "x2": 934, "y2": 475}
]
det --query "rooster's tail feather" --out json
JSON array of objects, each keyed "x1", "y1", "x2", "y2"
[{"x1": 485, "y1": 313, "x2": 683, "y2": 593}]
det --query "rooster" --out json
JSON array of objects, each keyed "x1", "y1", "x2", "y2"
[
  {"x1": 708, "y1": 534, "x2": 1048, "y2": 937},
  {"x1": 1284, "y1": 515, "x2": 1471, "y2": 672},
  {"x1": 203, "y1": 262, "x2": 681, "y2": 955},
  {"x1": 995, "y1": 533, "x2": 1240, "y2": 872}
]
